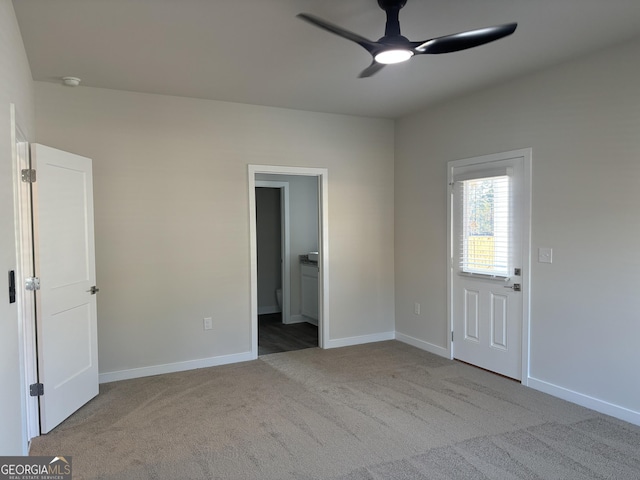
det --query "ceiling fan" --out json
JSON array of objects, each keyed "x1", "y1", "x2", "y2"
[{"x1": 297, "y1": 0, "x2": 517, "y2": 78}]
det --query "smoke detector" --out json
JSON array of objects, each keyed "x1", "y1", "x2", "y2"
[{"x1": 62, "y1": 76, "x2": 81, "y2": 87}]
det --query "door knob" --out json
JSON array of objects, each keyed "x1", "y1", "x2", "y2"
[
  {"x1": 88, "y1": 286, "x2": 100, "y2": 295},
  {"x1": 504, "y1": 283, "x2": 521, "y2": 292}
]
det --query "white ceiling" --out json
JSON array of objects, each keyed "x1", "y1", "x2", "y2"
[{"x1": 13, "y1": 0, "x2": 640, "y2": 118}]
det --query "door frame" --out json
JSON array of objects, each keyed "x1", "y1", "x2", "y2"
[
  {"x1": 447, "y1": 148, "x2": 532, "y2": 384},
  {"x1": 248, "y1": 165, "x2": 329, "y2": 357},
  {"x1": 11, "y1": 104, "x2": 40, "y2": 448},
  {"x1": 255, "y1": 180, "x2": 291, "y2": 324}
]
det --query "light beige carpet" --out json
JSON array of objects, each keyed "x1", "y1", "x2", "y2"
[{"x1": 30, "y1": 341, "x2": 640, "y2": 479}]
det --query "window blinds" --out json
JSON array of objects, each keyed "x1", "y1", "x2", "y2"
[{"x1": 456, "y1": 174, "x2": 511, "y2": 277}]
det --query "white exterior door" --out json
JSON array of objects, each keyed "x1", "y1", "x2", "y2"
[
  {"x1": 32, "y1": 144, "x2": 99, "y2": 433},
  {"x1": 449, "y1": 150, "x2": 530, "y2": 381}
]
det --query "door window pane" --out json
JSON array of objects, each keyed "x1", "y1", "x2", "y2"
[{"x1": 460, "y1": 175, "x2": 510, "y2": 276}]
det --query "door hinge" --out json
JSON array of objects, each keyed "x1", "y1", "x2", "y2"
[
  {"x1": 451, "y1": 331, "x2": 454, "y2": 342},
  {"x1": 30, "y1": 383, "x2": 44, "y2": 397},
  {"x1": 25, "y1": 277, "x2": 40, "y2": 291},
  {"x1": 21, "y1": 168, "x2": 36, "y2": 183}
]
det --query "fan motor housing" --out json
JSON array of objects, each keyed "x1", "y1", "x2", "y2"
[{"x1": 378, "y1": 0, "x2": 407, "y2": 9}]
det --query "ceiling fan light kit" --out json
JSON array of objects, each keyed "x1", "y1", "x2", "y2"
[
  {"x1": 298, "y1": 0, "x2": 517, "y2": 77},
  {"x1": 375, "y1": 49, "x2": 413, "y2": 64}
]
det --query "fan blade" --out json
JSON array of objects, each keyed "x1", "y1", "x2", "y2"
[
  {"x1": 358, "y1": 61, "x2": 386, "y2": 78},
  {"x1": 413, "y1": 23, "x2": 517, "y2": 55},
  {"x1": 297, "y1": 13, "x2": 378, "y2": 54}
]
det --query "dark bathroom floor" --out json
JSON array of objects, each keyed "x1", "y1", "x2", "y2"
[{"x1": 258, "y1": 313, "x2": 318, "y2": 355}]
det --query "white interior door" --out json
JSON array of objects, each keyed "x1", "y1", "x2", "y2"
[
  {"x1": 449, "y1": 150, "x2": 530, "y2": 380},
  {"x1": 32, "y1": 144, "x2": 99, "y2": 433}
]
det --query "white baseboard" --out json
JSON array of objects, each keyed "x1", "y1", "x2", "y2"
[
  {"x1": 99, "y1": 351, "x2": 255, "y2": 384},
  {"x1": 325, "y1": 331, "x2": 395, "y2": 349},
  {"x1": 528, "y1": 377, "x2": 640, "y2": 427},
  {"x1": 284, "y1": 314, "x2": 318, "y2": 326},
  {"x1": 395, "y1": 332, "x2": 450, "y2": 358},
  {"x1": 258, "y1": 305, "x2": 281, "y2": 315},
  {"x1": 302, "y1": 315, "x2": 318, "y2": 326},
  {"x1": 286, "y1": 314, "x2": 305, "y2": 324},
  {"x1": 96, "y1": 329, "x2": 640, "y2": 429}
]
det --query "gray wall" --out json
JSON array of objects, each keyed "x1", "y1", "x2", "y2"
[
  {"x1": 34, "y1": 82, "x2": 395, "y2": 376},
  {"x1": 0, "y1": 0, "x2": 35, "y2": 455},
  {"x1": 395, "y1": 37, "x2": 640, "y2": 421}
]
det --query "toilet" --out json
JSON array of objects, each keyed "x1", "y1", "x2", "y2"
[{"x1": 276, "y1": 288, "x2": 282, "y2": 312}]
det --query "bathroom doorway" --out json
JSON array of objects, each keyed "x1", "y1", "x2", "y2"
[
  {"x1": 255, "y1": 182, "x2": 289, "y2": 323},
  {"x1": 249, "y1": 165, "x2": 329, "y2": 358}
]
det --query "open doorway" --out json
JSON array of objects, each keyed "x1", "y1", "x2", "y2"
[
  {"x1": 249, "y1": 165, "x2": 329, "y2": 358},
  {"x1": 255, "y1": 180, "x2": 316, "y2": 354},
  {"x1": 255, "y1": 177, "x2": 318, "y2": 354}
]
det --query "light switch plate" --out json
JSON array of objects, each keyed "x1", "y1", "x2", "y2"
[{"x1": 538, "y1": 247, "x2": 553, "y2": 264}]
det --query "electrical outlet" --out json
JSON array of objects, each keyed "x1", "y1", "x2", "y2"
[
  {"x1": 414, "y1": 302, "x2": 421, "y2": 315},
  {"x1": 203, "y1": 317, "x2": 213, "y2": 330}
]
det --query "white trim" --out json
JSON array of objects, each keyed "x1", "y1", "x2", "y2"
[
  {"x1": 287, "y1": 314, "x2": 318, "y2": 326},
  {"x1": 318, "y1": 171, "x2": 329, "y2": 349},
  {"x1": 287, "y1": 314, "x2": 307, "y2": 325},
  {"x1": 325, "y1": 331, "x2": 395, "y2": 349},
  {"x1": 99, "y1": 351, "x2": 254, "y2": 384},
  {"x1": 447, "y1": 148, "x2": 532, "y2": 383},
  {"x1": 301, "y1": 315, "x2": 318, "y2": 327},
  {"x1": 395, "y1": 332, "x2": 449, "y2": 358},
  {"x1": 94, "y1": 341, "x2": 635, "y2": 427},
  {"x1": 528, "y1": 377, "x2": 640, "y2": 427},
  {"x1": 288, "y1": 314, "x2": 304, "y2": 324},
  {"x1": 445, "y1": 156, "x2": 454, "y2": 360},
  {"x1": 11, "y1": 105, "x2": 39, "y2": 452},
  {"x1": 255, "y1": 180, "x2": 290, "y2": 324},
  {"x1": 248, "y1": 165, "x2": 329, "y2": 357},
  {"x1": 257, "y1": 305, "x2": 281, "y2": 315},
  {"x1": 520, "y1": 151, "x2": 533, "y2": 385}
]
